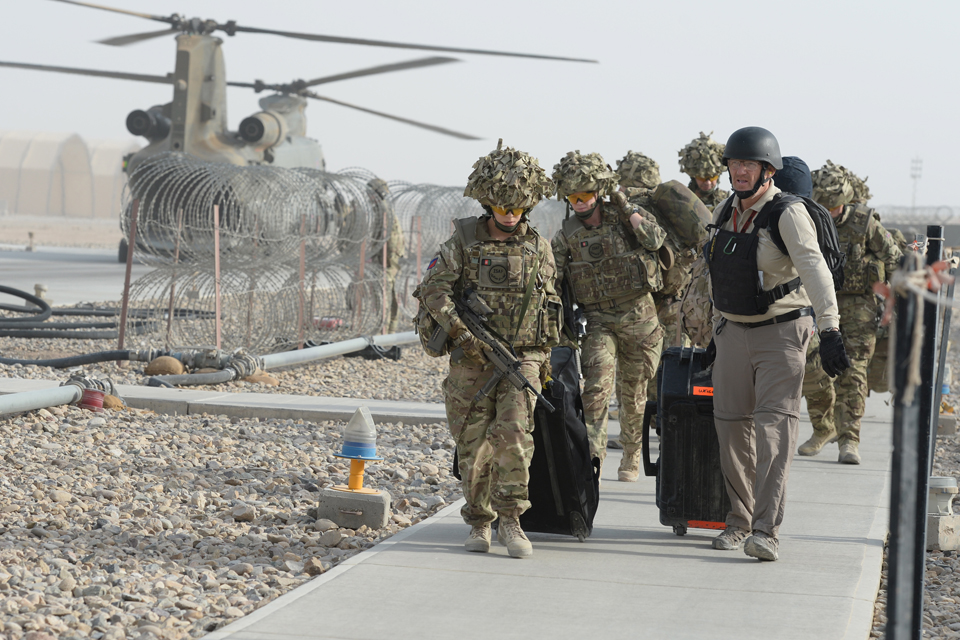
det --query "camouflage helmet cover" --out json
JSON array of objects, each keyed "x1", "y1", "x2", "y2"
[
  {"x1": 811, "y1": 160, "x2": 855, "y2": 209},
  {"x1": 617, "y1": 151, "x2": 661, "y2": 189},
  {"x1": 463, "y1": 138, "x2": 554, "y2": 209},
  {"x1": 844, "y1": 168, "x2": 872, "y2": 204},
  {"x1": 552, "y1": 150, "x2": 619, "y2": 198},
  {"x1": 678, "y1": 131, "x2": 725, "y2": 178}
]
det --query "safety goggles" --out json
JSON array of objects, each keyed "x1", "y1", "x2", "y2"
[
  {"x1": 565, "y1": 191, "x2": 597, "y2": 204},
  {"x1": 491, "y1": 206, "x2": 530, "y2": 217},
  {"x1": 697, "y1": 175, "x2": 721, "y2": 182}
]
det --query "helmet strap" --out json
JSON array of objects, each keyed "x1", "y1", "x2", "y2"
[
  {"x1": 730, "y1": 164, "x2": 772, "y2": 201},
  {"x1": 573, "y1": 201, "x2": 599, "y2": 221}
]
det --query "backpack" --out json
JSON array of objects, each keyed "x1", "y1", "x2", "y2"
[{"x1": 716, "y1": 193, "x2": 846, "y2": 291}]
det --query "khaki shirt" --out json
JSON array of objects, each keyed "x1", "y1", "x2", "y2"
[{"x1": 711, "y1": 182, "x2": 840, "y2": 331}]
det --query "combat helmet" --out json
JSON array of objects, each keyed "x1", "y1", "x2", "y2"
[
  {"x1": 722, "y1": 127, "x2": 783, "y2": 170},
  {"x1": 552, "y1": 151, "x2": 618, "y2": 199},
  {"x1": 811, "y1": 160, "x2": 855, "y2": 210},
  {"x1": 678, "y1": 132, "x2": 726, "y2": 178},
  {"x1": 844, "y1": 168, "x2": 872, "y2": 204},
  {"x1": 617, "y1": 151, "x2": 661, "y2": 189},
  {"x1": 464, "y1": 139, "x2": 554, "y2": 209}
]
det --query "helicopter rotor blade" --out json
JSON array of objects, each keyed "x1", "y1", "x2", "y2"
[
  {"x1": 302, "y1": 56, "x2": 459, "y2": 87},
  {"x1": 48, "y1": 0, "x2": 173, "y2": 24},
  {"x1": 302, "y1": 90, "x2": 481, "y2": 141},
  {"x1": 98, "y1": 28, "x2": 180, "y2": 47},
  {"x1": 0, "y1": 60, "x2": 172, "y2": 85},
  {"x1": 230, "y1": 26, "x2": 597, "y2": 63}
]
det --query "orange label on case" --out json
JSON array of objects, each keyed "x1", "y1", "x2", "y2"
[
  {"x1": 693, "y1": 386, "x2": 714, "y2": 396},
  {"x1": 687, "y1": 520, "x2": 726, "y2": 530}
]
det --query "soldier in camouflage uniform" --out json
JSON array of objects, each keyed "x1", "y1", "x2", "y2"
[
  {"x1": 679, "y1": 132, "x2": 730, "y2": 209},
  {"x1": 551, "y1": 151, "x2": 667, "y2": 482},
  {"x1": 417, "y1": 140, "x2": 558, "y2": 558},
  {"x1": 368, "y1": 179, "x2": 406, "y2": 334},
  {"x1": 798, "y1": 162, "x2": 903, "y2": 463}
]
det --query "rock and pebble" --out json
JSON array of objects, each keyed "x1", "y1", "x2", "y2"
[{"x1": 0, "y1": 397, "x2": 458, "y2": 639}]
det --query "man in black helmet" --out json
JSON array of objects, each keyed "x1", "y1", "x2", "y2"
[{"x1": 704, "y1": 127, "x2": 850, "y2": 562}]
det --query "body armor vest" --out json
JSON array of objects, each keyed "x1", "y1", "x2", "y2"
[
  {"x1": 453, "y1": 217, "x2": 560, "y2": 347},
  {"x1": 835, "y1": 204, "x2": 879, "y2": 294},
  {"x1": 705, "y1": 206, "x2": 801, "y2": 316},
  {"x1": 559, "y1": 206, "x2": 662, "y2": 306}
]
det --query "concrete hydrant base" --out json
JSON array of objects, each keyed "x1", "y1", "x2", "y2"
[{"x1": 317, "y1": 487, "x2": 391, "y2": 530}]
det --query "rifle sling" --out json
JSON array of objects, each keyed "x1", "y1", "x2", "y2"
[{"x1": 511, "y1": 256, "x2": 540, "y2": 349}]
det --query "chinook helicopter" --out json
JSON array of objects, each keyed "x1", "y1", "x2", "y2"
[
  {"x1": 0, "y1": 0, "x2": 595, "y2": 261},
  {"x1": 2, "y1": 0, "x2": 594, "y2": 174}
]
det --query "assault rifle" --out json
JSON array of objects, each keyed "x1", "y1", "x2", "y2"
[{"x1": 451, "y1": 288, "x2": 556, "y2": 413}]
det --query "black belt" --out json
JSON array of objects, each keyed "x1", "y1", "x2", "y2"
[{"x1": 735, "y1": 307, "x2": 814, "y2": 329}]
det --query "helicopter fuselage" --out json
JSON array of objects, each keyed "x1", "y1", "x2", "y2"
[{"x1": 126, "y1": 34, "x2": 325, "y2": 173}]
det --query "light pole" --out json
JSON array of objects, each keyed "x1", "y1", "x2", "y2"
[{"x1": 911, "y1": 156, "x2": 923, "y2": 215}]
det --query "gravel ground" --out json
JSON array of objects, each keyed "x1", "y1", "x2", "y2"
[
  {"x1": 0, "y1": 404, "x2": 459, "y2": 640},
  {"x1": 870, "y1": 303, "x2": 960, "y2": 639}
]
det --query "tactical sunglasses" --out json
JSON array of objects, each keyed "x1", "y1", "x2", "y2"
[
  {"x1": 566, "y1": 191, "x2": 597, "y2": 204},
  {"x1": 491, "y1": 206, "x2": 530, "y2": 216}
]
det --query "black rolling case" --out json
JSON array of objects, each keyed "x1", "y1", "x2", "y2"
[
  {"x1": 521, "y1": 346, "x2": 600, "y2": 541},
  {"x1": 642, "y1": 346, "x2": 731, "y2": 536}
]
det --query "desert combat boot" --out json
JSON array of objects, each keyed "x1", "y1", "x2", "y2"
[
  {"x1": 839, "y1": 441, "x2": 861, "y2": 465},
  {"x1": 497, "y1": 516, "x2": 533, "y2": 558},
  {"x1": 797, "y1": 429, "x2": 839, "y2": 456},
  {"x1": 618, "y1": 448, "x2": 642, "y2": 482},
  {"x1": 464, "y1": 522, "x2": 491, "y2": 553}
]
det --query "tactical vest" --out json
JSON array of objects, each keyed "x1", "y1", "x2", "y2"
[
  {"x1": 836, "y1": 204, "x2": 881, "y2": 294},
  {"x1": 705, "y1": 206, "x2": 801, "y2": 316},
  {"x1": 453, "y1": 216, "x2": 560, "y2": 348},
  {"x1": 560, "y1": 207, "x2": 662, "y2": 307}
]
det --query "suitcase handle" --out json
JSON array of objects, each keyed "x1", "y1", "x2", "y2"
[{"x1": 641, "y1": 400, "x2": 658, "y2": 477}]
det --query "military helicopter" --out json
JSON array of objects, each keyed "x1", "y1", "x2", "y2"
[{"x1": 1, "y1": 0, "x2": 595, "y2": 175}]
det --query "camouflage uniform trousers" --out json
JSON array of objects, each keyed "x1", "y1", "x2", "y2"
[
  {"x1": 581, "y1": 294, "x2": 663, "y2": 464},
  {"x1": 645, "y1": 291, "x2": 692, "y2": 402},
  {"x1": 443, "y1": 349, "x2": 547, "y2": 526},
  {"x1": 867, "y1": 326, "x2": 890, "y2": 394},
  {"x1": 834, "y1": 294, "x2": 880, "y2": 445},
  {"x1": 801, "y1": 330, "x2": 837, "y2": 438}
]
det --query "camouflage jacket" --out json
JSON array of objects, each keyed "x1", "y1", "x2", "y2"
[
  {"x1": 552, "y1": 201, "x2": 666, "y2": 307},
  {"x1": 687, "y1": 178, "x2": 729, "y2": 209},
  {"x1": 835, "y1": 204, "x2": 902, "y2": 295},
  {"x1": 419, "y1": 216, "x2": 560, "y2": 349}
]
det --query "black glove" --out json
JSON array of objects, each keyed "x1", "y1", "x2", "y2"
[
  {"x1": 702, "y1": 339, "x2": 717, "y2": 369},
  {"x1": 819, "y1": 330, "x2": 851, "y2": 378}
]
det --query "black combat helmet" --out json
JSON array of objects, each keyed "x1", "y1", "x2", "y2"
[{"x1": 722, "y1": 126, "x2": 783, "y2": 170}]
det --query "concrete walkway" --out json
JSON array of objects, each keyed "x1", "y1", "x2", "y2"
[{"x1": 0, "y1": 378, "x2": 892, "y2": 639}]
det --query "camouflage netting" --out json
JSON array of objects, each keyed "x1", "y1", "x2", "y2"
[
  {"x1": 678, "y1": 131, "x2": 725, "y2": 178},
  {"x1": 844, "y1": 167, "x2": 872, "y2": 204},
  {"x1": 463, "y1": 138, "x2": 554, "y2": 209},
  {"x1": 812, "y1": 160, "x2": 855, "y2": 210},
  {"x1": 552, "y1": 151, "x2": 618, "y2": 198},
  {"x1": 617, "y1": 151, "x2": 661, "y2": 189}
]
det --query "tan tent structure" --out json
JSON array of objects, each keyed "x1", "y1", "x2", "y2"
[
  {"x1": 89, "y1": 138, "x2": 141, "y2": 219},
  {"x1": 0, "y1": 131, "x2": 139, "y2": 218}
]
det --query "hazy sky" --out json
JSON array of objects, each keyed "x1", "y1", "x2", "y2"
[{"x1": 0, "y1": 0, "x2": 955, "y2": 208}]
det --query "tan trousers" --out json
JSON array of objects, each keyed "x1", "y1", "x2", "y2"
[{"x1": 713, "y1": 315, "x2": 813, "y2": 538}]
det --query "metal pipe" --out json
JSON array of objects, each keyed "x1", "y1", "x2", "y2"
[
  {"x1": 260, "y1": 331, "x2": 418, "y2": 370},
  {"x1": 0, "y1": 386, "x2": 81, "y2": 417}
]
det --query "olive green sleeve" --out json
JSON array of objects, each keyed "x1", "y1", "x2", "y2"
[
  {"x1": 868, "y1": 218, "x2": 904, "y2": 278},
  {"x1": 633, "y1": 209, "x2": 667, "y2": 251},
  {"x1": 551, "y1": 231, "x2": 570, "y2": 290},
  {"x1": 418, "y1": 236, "x2": 464, "y2": 333}
]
